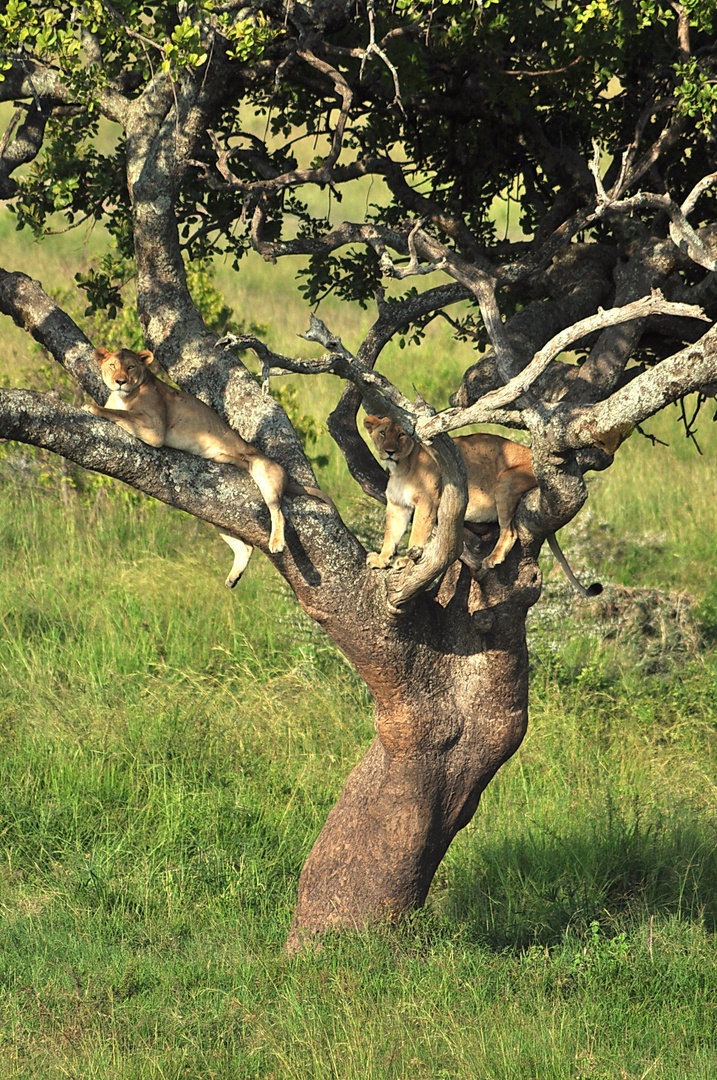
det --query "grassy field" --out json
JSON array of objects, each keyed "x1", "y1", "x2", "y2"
[{"x1": 1, "y1": 206, "x2": 717, "y2": 1078}]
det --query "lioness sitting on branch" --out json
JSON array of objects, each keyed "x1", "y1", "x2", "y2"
[
  {"x1": 86, "y1": 347, "x2": 331, "y2": 584},
  {"x1": 364, "y1": 415, "x2": 600, "y2": 598}
]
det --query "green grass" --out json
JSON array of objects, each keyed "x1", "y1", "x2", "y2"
[
  {"x1": 1, "y1": 471, "x2": 717, "y2": 1078},
  {"x1": 1, "y1": 209, "x2": 717, "y2": 1077}
]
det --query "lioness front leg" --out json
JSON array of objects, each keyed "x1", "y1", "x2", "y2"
[
  {"x1": 406, "y1": 500, "x2": 436, "y2": 552},
  {"x1": 367, "y1": 503, "x2": 413, "y2": 568},
  {"x1": 83, "y1": 403, "x2": 166, "y2": 447}
]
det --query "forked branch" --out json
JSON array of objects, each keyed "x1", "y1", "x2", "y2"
[
  {"x1": 552, "y1": 322, "x2": 717, "y2": 451},
  {"x1": 415, "y1": 292, "x2": 708, "y2": 440},
  {"x1": 591, "y1": 151, "x2": 717, "y2": 271}
]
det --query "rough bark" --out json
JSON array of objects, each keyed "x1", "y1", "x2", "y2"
[{"x1": 287, "y1": 551, "x2": 541, "y2": 948}]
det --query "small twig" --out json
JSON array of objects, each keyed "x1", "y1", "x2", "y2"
[
  {"x1": 635, "y1": 423, "x2": 669, "y2": 447},
  {"x1": 678, "y1": 396, "x2": 702, "y2": 454},
  {"x1": 102, "y1": 0, "x2": 164, "y2": 56},
  {"x1": 361, "y1": 0, "x2": 405, "y2": 113},
  {"x1": 506, "y1": 55, "x2": 583, "y2": 77}
]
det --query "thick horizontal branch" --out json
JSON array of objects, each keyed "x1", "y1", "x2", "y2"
[
  {"x1": 0, "y1": 389, "x2": 285, "y2": 548},
  {"x1": 0, "y1": 58, "x2": 130, "y2": 125}
]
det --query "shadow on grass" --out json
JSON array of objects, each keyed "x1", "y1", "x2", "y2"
[{"x1": 443, "y1": 800, "x2": 717, "y2": 950}]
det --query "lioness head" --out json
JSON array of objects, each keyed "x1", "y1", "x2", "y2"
[
  {"x1": 364, "y1": 415, "x2": 415, "y2": 466},
  {"x1": 94, "y1": 347, "x2": 154, "y2": 395}
]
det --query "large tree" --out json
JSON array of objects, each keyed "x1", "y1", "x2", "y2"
[{"x1": 1, "y1": 0, "x2": 716, "y2": 949}]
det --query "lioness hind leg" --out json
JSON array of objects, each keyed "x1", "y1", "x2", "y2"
[
  {"x1": 219, "y1": 532, "x2": 254, "y2": 588},
  {"x1": 480, "y1": 483, "x2": 522, "y2": 571},
  {"x1": 246, "y1": 457, "x2": 287, "y2": 554}
]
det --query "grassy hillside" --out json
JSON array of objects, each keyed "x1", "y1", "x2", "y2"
[{"x1": 1, "y1": 212, "x2": 717, "y2": 1078}]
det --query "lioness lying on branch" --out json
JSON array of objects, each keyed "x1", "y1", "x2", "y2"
[
  {"x1": 86, "y1": 347, "x2": 331, "y2": 586},
  {"x1": 364, "y1": 416, "x2": 601, "y2": 598}
]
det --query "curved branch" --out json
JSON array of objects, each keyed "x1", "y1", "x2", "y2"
[
  {"x1": 295, "y1": 44, "x2": 353, "y2": 176},
  {"x1": 0, "y1": 101, "x2": 49, "y2": 198},
  {"x1": 382, "y1": 433, "x2": 468, "y2": 613},
  {"x1": 328, "y1": 282, "x2": 470, "y2": 501},
  {"x1": 552, "y1": 322, "x2": 717, "y2": 451},
  {"x1": 327, "y1": 384, "x2": 388, "y2": 503},
  {"x1": 418, "y1": 293, "x2": 707, "y2": 439}
]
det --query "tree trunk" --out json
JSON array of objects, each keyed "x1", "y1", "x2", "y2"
[{"x1": 286, "y1": 553, "x2": 541, "y2": 950}]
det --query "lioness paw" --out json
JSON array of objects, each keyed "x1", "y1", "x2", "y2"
[
  {"x1": 83, "y1": 402, "x2": 101, "y2": 415},
  {"x1": 366, "y1": 552, "x2": 390, "y2": 569}
]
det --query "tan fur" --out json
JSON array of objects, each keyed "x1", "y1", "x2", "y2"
[
  {"x1": 86, "y1": 347, "x2": 331, "y2": 580},
  {"x1": 364, "y1": 415, "x2": 537, "y2": 574}
]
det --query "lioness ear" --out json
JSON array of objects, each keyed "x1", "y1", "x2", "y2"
[
  {"x1": 138, "y1": 350, "x2": 154, "y2": 365},
  {"x1": 363, "y1": 415, "x2": 380, "y2": 431},
  {"x1": 94, "y1": 347, "x2": 111, "y2": 362}
]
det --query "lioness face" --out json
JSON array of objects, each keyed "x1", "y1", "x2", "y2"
[
  {"x1": 94, "y1": 347, "x2": 153, "y2": 395},
  {"x1": 364, "y1": 416, "x2": 415, "y2": 466}
]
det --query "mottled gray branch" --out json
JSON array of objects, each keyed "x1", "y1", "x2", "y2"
[
  {"x1": 551, "y1": 323, "x2": 717, "y2": 451},
  {"x1": 0, "y1": 269, "x2": 107, "y2": 400},
  {"x1": 416, "y1": 292, "x2": 708, "y2": 439},
  {"x1": 0, "y1": 58, "x2": 130, "y2": 125},
  {"x1": 0, "y1": 100, "x2": 49, "y2": 199},
  {"x1": 0, "y1": 388, "x2": 276, "y2": 546}
]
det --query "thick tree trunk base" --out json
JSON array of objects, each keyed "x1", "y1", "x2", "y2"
[{"x1": 286, "y1": 562, "x2": 537, "y2": 950}]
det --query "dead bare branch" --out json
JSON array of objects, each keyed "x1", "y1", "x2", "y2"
[
  {"x1": 218, "y1": 314, "x2": 422, "y2": 430},
  {"x1": 681, "y1": 170, "x2": 717, "y2": 217}
]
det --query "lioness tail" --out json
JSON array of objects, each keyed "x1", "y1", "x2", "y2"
[{"x1": 547, "y1": 533, "x2": 602, "y2": 598}]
